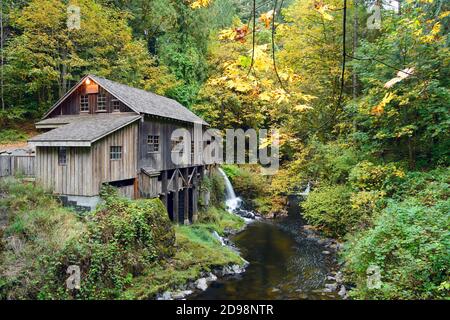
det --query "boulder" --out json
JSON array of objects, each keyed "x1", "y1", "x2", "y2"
[
  {"x1": 172, "y1": 290, "x2": 193, "y2": 300},
  {"x1": 195, "y1": 278, "x2": 208, "y2": 291}
]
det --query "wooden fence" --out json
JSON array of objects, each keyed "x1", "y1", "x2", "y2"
[{"x1": 0, "y1": 155, "x2": 36, "y2": 177}]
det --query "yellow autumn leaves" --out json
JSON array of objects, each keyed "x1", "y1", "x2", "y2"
[{"x1": 189, "y1": 0, "x2": 212, "y2": 9}]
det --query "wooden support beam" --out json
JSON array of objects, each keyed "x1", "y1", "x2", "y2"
[
  {"x1": 161, "y1": 170, "x2": 168, "y2": 208},
  {"x1": 192, "y1": 169, "x2": 199, "y2": 223},
  {"x1": 173, "y1": 178, "x2": 179, "y2": 224},
  {"x1": 183, "y1": 168, "x2": 189, "y2": 225},
  {"x1": 133, "y1": 177, "x2": 139, "y2": 200}
]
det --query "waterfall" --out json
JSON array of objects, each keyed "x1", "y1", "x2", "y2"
[
  {"x1": 218, "y1": 168, "x2": 242, "y2": 212},
  {"x1": 299, "y1": 181, "x2": 311, "y2": 197}
]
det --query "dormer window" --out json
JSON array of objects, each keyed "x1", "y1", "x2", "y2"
[
  {"x1": 112, "y1": 99, "x2": 120, "y2": 112},
  {"x1": 97, "y1": 93, "x2": 106, "y2": 111},
  {"x1": 80, "y1": 95, "x2": 89, "y2": 112}
]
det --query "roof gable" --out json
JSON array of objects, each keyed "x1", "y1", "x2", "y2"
[{"x1": 42, "y1": 75, "x2": 207, "y2": 125}]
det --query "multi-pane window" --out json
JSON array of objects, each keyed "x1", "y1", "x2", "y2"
[
  {"x1": 97, "y1": 93, "x2": 106, "y2": 111},
  {"x1": 58, "y1": 147, "x2": 67, "y2": 166},
  {"x1": 191, "y1": 140, "x2": 195, "y2": 163},
  {"x1": 147, "y1": 135, "x2": 160, "y2": 153},
  {"x1": 112, "y1": 99, "x2": 120, "y2": 112},
  {"x1": 110, "y1": 146, "x2": 122, "y2": 160},
  {"x1": 80, "y1": 95, "x2": 89, "y2": 112}
]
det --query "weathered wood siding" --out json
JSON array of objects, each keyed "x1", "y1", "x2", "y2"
[
  {"x1": 35, "y1": 146, "x2": 93, "y2": 196},
  {"x1": 49, "y1": 85, "x2": 132, "y2": 117},
  {"x1": 138, "y1": 116, "x2": 205, "y2": 171},
  {"x1": 91, "y1": 122, "x2": 138, "y2": 193},
  {"x1": 139, "y1": 173, "x2": 162, "y2": 198},
  {"x1": 35, "y1": 122, "x2": 138, "y2": 196}
]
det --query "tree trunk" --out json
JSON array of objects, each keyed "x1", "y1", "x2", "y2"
[
  {"x1": 0, "y1": 1, "x2": 4, "y2": 110},
  {"x1": 352, "y1": 0, "x2": 358, "y2": 99}
]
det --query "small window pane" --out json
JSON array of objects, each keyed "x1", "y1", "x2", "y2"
[
  {"x1": 80, "y1": 95, "x2": 89, "y2": 112},
  {"x1": 110, "y1": 146, "x2": 122, "y2": 160},
  {"x1": 112, "y1": 99, "x2": 120, "y2": 112},
  {"x1": 58, "y1": 147, "x2": 67, "y2": 165},
  {"x1": 147, "y1": 135, "x2": 159, "y2": 153},
  {"x1": 97, "y1": 93, "x2": 106, "y2": 111}
]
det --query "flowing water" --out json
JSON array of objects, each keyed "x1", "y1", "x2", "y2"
[{"x1": 191, "y1": 170, "x2": 339, "y2": 300}]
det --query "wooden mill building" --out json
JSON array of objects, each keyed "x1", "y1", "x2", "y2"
[{"x1": 29, "y1": 75, "x2": 215, "y2": 223}]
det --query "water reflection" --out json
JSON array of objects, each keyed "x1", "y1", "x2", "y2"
[{"x1": 191, "y1": 216, "x2": 338, "y2": 300}]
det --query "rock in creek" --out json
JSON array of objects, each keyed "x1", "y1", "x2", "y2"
[
  {"x1": 195, "y1": 278, "x2": 209, "y2": 291},
  {"x1": 338, "y1": 285, "x2": 347, "y2": 298}
]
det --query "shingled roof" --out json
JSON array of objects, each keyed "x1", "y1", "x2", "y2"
[
  {"x1": 89, "y1": 75, "x2": 207, "y2": 125},
  {"x1": 29, "y1": 114, "x2": 141, "y2": 146},
  {"x1": 42, "y1": 75, "x2": 207, "y2": 125}
]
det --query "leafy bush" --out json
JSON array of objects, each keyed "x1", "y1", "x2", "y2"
[
  {"x1": 301, "y1": 185, "x2": 363, "y2": 238},
  {"x1": 39, "y1": 192, "x2": 175, "y2": 299},
  {"x1": 0, "y1": 180, "x2": 175, "y2": 300},
  {"x1": 0, "y1": 178, "x2": 85, "y2": 299},
  {"x1": 197, "y1": 206, "x2": 244, "y2": 234},
  {"x1": 0, "y1": 129, "x2": 29, "y2": 144},
  {"x1": 201, "y1": 170, "x2": 226, "y2": 206},
  {"x1": 349, "y1": 161, "x2": 405, "y2": 192},
  {"x1": 343, "y1": 198, "x2": 450, "y2": 300}
]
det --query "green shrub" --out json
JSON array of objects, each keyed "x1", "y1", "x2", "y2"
[
  {"x1": 301, "y1": 185, "x2": 361, "y2": 238},
  {"x1": 0, "y1": 180, "x2": 176, "y2": 300},
  {"x1": 221, "y1": 164, "x2": 240, "y2": 180},
  {"x1": 201, "y1": 170, "x2": 226, "y2": 206},
  {"x1": 232, "y1": 168, "x2": 266, "y2": 200},
  {"x1": 0, "y1": 178, "x2": 85, "y2": 300},
  {"x1": 39, "y1": 192, "x2": 175, "y2": 299},
  {"x1": 349, "y1": 160, "x2": 405, "y2": 192},
  {"x1": 123, "y1": 222, "x2": 244, "y2": 299},
  {"x1": 197, "y1": 206, "x2": 244, "y2": 234},
  {"x1": 343, "y1": 198, "x2": 450, "y2": 300},
  {"x1": 0, "y1": 129, "x2": 28, "y2": 144}
]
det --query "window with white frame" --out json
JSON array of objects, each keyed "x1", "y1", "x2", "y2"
[
  {"x1": 80, "y1": 95, "x2": 89, "y2": 112},
  {"x1": 110, "y1": 146, "x2": 122, "y2": 160},
  {"x1": 97, "y1": 93, "x2": 106, "y2": 111},
  {"x1": 147, "y1": 135, "x2": 160, "y2": 153}
]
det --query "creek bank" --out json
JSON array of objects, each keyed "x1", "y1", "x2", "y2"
[
  {"x1": 299, "y1": 224, "x2": 348, "y2": 298},
  {"x1": 156, "y1": 207, "x2": 258, "y2": 300}
]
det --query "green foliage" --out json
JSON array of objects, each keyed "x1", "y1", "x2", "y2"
[
  {"x1": 197, "y1": 206, "x2": 245, "y2": 235},
  {"x1": 343, "y1": 198, "x2": 450, "y2": 300},
  {"x1": 301, "y1": 185, "x2": 361, "y2": 238},
  {"x1": 38, "y1": 191, "x2": 175, "y2": 299},
  {"x1": 201, "y1": 170, "x2": 226, "y2": 206},
  {"x1": 2, "y1": 0, "x2": 178, "y2": 115},
  {"x1": 122, "y1": 209, "x2": 244, "y2": 299},
  {"x1": 0, "y1": 129, "x2": 28, "y2": 144},
  {"x1": 349, "y1": 161, "x2": 405, "y2": 192},
  {"x1": 221, "y1": 164, "x2": 240, "y2": 180},
  {"x1": 0, "y1": 178, "x2": 85, "y2": 299},
  {"x1": 0, "y1": 179, "x2": 176, "y2": 300}
]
